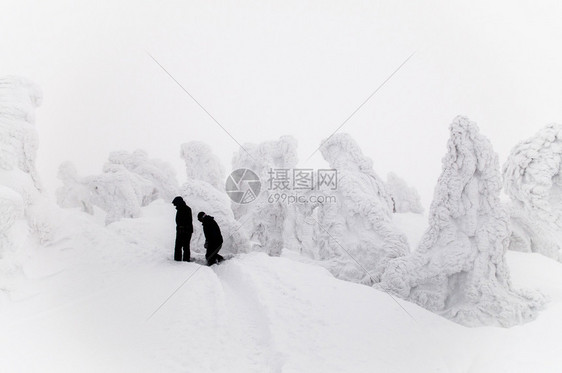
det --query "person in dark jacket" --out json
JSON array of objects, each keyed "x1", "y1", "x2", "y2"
[
  {"x1": 172, "y1": 196, "x2": 193, "y2": 261},
  {"x1": 197, "y1": 211, "x2": 224, "y2": 265}
]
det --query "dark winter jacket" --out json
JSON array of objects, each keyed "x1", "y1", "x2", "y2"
[
  {"x1": 201, "y1": 215, "x2": 223, "y2": 247},
  {"x1": 175, "y1": 204, "x2": 193, "y2": 234}
]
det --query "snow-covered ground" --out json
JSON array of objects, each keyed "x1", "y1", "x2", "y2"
[{"x1": 1, "y1": 201, "x2": 562, "y2": 373}]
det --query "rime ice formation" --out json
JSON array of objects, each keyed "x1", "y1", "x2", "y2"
[
  {"x1": 502, "y1": 124, "x2": 562, "y2": 261},
  {"x1": 57, "y1": 150, "x2": 179, "y2": 225},
  {"x1": 0, "y1": 76, "x2": 47, "y2": 294},
  {"x1": 89, "y1": 163, "x2": 156, "y2": 225},
  {"x1": 304, "y1": 133, "x2": 410, "y2": 284},
  {"x1": 56, "y1": 162, "x2": 95, "y2": 214},
  {"x1": 231, "y1": 136, "x2": 298, "y2": 256},
  {"x1": 0, "y1": 76, "x2": 43, "y2": 191},
  {"x1": 381, "y1": 116, "x2": 543, "y2": 327},
  {"x1": 181, "y1": 141, "x2": 225, "y2": 190},
  {"x1": 108, "y1": 149, "x2": 179, "y2": 202},
  {"x1": 386, "y1": 172, "x2": 424, "y2": 214}
]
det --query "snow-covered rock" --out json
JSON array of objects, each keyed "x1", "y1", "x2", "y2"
[
  {"x1": 308, "y1": 133, "x2": 410, "y2": 285},
  {"x1": 502, "y1": 124, "x2": 562, "y2": 261},
  {"x1": 381, "y1": 116, "x2": 543, "y2": 327},
  {"x1": 386, "y1": 172, "x2": 424, "y2": 214}
]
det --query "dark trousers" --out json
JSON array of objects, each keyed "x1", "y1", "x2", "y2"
[
  {"x1": 205, "y1": 243, "x2": 224, "y2": 265},
  {"x1": 174, "y1": 229, "x2": 192, "y2": 261}
]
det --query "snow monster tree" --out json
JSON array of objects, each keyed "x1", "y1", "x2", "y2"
[
  {"x1": 381, "y1": 116, "x2": 543, "y2": 327},
  {"x1": 231, "y1": 136, "x2": 298, "y2": 256},
  {"x1": 313, "y1": 133, "x2": 410, "y2": 285},
  {"x1": 0, "y1": 76, "x2": 46, "y2": 295},
  {"x1": 502, "y1": 124, "x2": 562, "y2": 261}
]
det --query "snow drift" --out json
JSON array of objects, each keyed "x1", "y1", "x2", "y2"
[
  {"x1": 381, "y1": 116, "x2": 543, "y2": 327},
  {"x1": 502, "y1": 124, "x2": 562, "y2": 261}
]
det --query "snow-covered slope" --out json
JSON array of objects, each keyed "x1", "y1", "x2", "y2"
[{"x1": 2, "y1": 201, "x2": 562, "y2": 372}]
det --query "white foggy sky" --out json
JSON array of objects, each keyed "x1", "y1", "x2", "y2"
[{"x1": 3, "y1": 0, "x2": 562, "y2": 207}]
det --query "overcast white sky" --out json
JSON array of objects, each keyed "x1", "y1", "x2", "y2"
[{"x1": 3, "y1": 0, "x2": 562, "y2": 207}]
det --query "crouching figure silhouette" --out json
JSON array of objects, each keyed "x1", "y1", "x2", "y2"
[{"x1": 197, "y1": 211, "x2": 224, "y2": 265}]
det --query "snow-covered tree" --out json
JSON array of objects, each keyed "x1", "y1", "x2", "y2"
[
  {"x1": 0, "y1": 76, "x2": 43, "y2": 191},
  {"x1": 386, "y1": 172, "x2": 424, "y2": 214},
  {"x1": 0, "y1": 76, "x2": 49, "y2": 295},
  {"x1": 88, "y1": 163, "x2": 156, "y2": 225},
  {"x1": 57, "y1": 150, "x2": 179, "y2": 225},
  {"x1": 56, "y1": 161, "x2": 94, "y2": 214},
  {"x1": 108, "y1": 149, "x2": 179, "y2": 202},
  {"x1": 502, "y1": 124, "x2": 562, "y2": 261},
  {"x1": 181, "y1": 141, "x2": 225, "y2": 191},
  {"x1": 231, "y1": 136, "x2": 298, "y2": 256},
  {"x1": 381, "y1": 116, "x2": 543, "y2": 327},
  {"x1": 309, "y1": 133, "x2": 410, "y2": 284}
]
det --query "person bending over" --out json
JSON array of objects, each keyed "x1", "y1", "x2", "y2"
[{"x1": 197, "y1": 211, "x2": 224, "y2": 265}]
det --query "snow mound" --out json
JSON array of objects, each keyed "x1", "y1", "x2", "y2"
[
  {"x1": 231, "y1": 136, "x2": 298, "y2": 256},
  {"x1": 502, "y1": 124, "x2": 562, "y2": 261},
  {"x1": 386, "y1": 172, "x2": 424, "y2": 214},
  {"x1": 305, "y1": 133, "x2": 410, "y2": 285},
  {"x1": 178, "y1": 143, "x2": 249, "y2": 256},
  {"x1": 381, "y1": 116, "x2": 544, "y2": 327}
]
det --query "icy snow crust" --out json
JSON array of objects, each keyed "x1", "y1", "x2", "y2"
[
  {"x1": 503, "y1": 124, "x2": 562, "y2": 261},
  {"x1": 381, "y1": 116, "x2": 543, "y2": 326}
]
